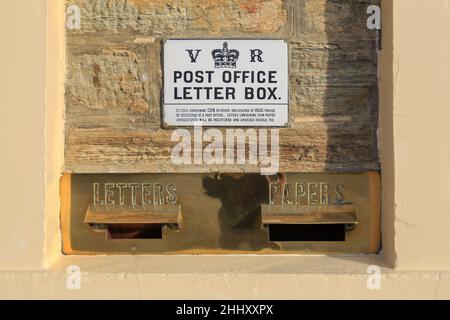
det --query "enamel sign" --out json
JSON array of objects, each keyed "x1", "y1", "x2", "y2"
[{"x1": 163, "y1": 39, "x2": 289, "y2": 127}]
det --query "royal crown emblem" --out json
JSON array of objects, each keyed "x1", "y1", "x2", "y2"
[{"x1": 212, "y1": 42, "x2": 240, "y2": 68}]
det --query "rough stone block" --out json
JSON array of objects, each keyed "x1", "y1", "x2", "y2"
[{"x1": 67, "y1": 0, "x2": 288, "y2": 35}]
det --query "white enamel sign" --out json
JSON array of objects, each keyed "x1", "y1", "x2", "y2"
[{"x1": 163, "y1": 39, "x2": 289, "y2": 127}]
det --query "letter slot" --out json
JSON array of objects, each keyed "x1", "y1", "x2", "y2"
[
  {"x1": 84, "y1": 204, "x2": 182, "y2": 239},
  {"x1": 261, "y1": 204, "x2": 357, "y2": 242}
]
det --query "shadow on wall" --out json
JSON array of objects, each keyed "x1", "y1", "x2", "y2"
[
  {"x1": 201, "y1": 0, "x2": 381, "y2": 251},
  {"x1": 202, "y1": 173, "x2": 271, "y2": 250},
  {"x1": 323, "y1": 0, "x2": 382, "y2": 262},
  {"x1": 323, "y1": 0, "x2": 380, "y2": 171}
]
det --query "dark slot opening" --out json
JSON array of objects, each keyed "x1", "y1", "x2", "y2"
[
  {"x1": 269, "y1": 224, "x2": 346, "y2": 242},
  {"x1": 106, "y1": 224, "x2": 162, "y2": 239}
]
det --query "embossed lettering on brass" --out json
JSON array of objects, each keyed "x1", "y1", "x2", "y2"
[{"x1": 61, "y1": 172, "x2": 380, "y2": 254}]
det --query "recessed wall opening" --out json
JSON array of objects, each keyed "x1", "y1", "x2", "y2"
[
  {"x1": 106, "y1": 224, "x2": 163, "y2": 240},
  {"x1": 60, "y1": 1, "x2": 382, "y2": 255},
  {"x1": 268, "y1": 224, "x2": 346, "y2": 242}
]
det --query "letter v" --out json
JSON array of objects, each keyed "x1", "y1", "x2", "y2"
[{"x1": 186, "y1": 49, "x2": 202, "y2": 63}]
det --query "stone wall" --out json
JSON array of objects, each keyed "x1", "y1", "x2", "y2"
[{"x1": 65, "y1": 0, "x2": 380, "y2": 173}]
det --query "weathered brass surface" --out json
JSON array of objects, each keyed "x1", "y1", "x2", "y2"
[
  {"x1": 61, "y1": 172, "x2": 380, "y2": 254},
  {"x1": 85, "y1": 204, "x2": 181, "y2": 225},
  {"x1": 261, "y1": 204, "x2": 357, "y2": 225}
]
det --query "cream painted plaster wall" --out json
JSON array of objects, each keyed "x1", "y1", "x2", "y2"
[
  {"x1": 386, "y1": 0, "x2": 450, "y2": 270},
  {"x1": 0, "y1": 0, "x2": 47, "y2": 270},
  {"x1": 0, "y1": 0, "x2": 449, "y2": 299}
]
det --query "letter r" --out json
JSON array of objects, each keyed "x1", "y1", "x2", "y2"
[{"x1": 250, "y1": 49, "x2": 264, "y2": 62}]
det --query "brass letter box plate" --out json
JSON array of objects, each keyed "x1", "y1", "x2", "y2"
[{"x1": 61, "y1": 172, "x2": 380, "y2": 254}]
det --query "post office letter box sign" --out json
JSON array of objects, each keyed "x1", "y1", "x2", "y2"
[{"x1": 163, "y1": 39, "x2": 289, "y2": 127}]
